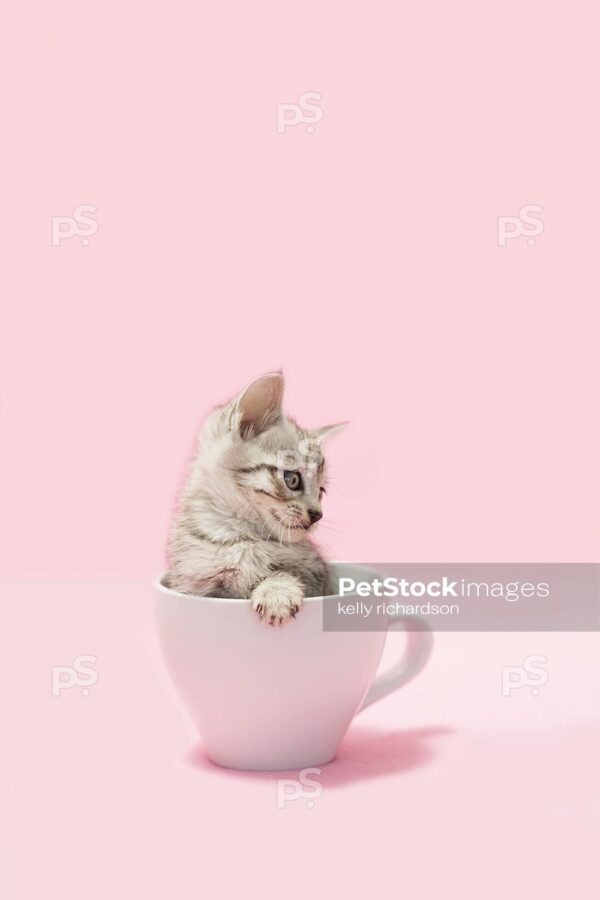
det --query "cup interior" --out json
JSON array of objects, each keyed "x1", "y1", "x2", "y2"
[{"x1": 157, "y1": 561, "x2": 383, "y2": 602}]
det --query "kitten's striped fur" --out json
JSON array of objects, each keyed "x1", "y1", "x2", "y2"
[{"x1": 166, "y1": 373, "x2": 344, "y2": 625}]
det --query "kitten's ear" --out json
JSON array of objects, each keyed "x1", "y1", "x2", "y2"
[
  {"x1": 311, "y1": 422, "x2": 348, "y2": 442},
  {"x1": 233, "y1": 372, "x2": 284, "y2": 438}
]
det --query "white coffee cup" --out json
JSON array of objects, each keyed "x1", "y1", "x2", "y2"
[{"x1": 155, "y1": 562, "x2": 432, "y2": 771}]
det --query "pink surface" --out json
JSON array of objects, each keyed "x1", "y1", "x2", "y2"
[
  {"x1": 3, "y1": 580, "x2": 599, "y2": 898},
  {"x1": 2, "y1": 1, "x2": 599, "y2": 897}
]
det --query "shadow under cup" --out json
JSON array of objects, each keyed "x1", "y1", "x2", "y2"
[{"x1": 155, "y1": 562, "x2": 432, "y2": 771}]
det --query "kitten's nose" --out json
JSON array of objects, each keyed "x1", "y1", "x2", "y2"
[{"x1": 308, "y1": 509, "x2": 322, "y2": 525}]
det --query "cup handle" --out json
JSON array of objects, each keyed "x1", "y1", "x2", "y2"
[{"x1": 359, "y1": 616, "x2": 433, "y2": 711}]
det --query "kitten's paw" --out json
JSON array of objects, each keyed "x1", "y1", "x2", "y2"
[{"x1": 251, "y1": 573, "x2": 304, "y2": 626}]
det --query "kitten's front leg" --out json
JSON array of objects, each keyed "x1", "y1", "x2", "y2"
[{"x1": 251, "y1": 573, "x2": 304, "y2": 626}]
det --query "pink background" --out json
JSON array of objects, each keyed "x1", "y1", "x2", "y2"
[{"x1": 1, "y1": 2, "x2": 598, "y2": 898}]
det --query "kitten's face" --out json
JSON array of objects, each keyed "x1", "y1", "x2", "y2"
[
  {"x1": 228, "y1": 421, "x2": 326, "y2": 542},
  {"x1": 195, "y1": 373, "x2": 344, "y2": 544}
]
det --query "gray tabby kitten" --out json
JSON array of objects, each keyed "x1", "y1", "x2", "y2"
[{"x1": 166, "y1": 373, "x2": 344, "y2": 625}]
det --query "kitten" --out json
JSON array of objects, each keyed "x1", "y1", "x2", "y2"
[{"x1": 166, "y1": 373, "x2": 345, "y2": 625}]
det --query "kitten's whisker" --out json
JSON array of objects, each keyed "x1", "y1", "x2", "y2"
[
  {"x1": 319, "y1": 521, "x2": 358, "y2": 535},
  {"x1": 318, "y1": 523, "x2": 352, "y2": 535},
  {"x1": 264, "y1": 518, "x2": 279, "y2": 544},
  {"x1": 313, "y1": 531, "x2": 336, "y2": 558}
]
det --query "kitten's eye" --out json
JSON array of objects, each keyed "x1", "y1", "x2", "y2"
[
  {"x1": 283, "y1": 470, "x2": 303, "y2": 491},
  {"x1": 319, "y1": 487, "x2": 326, "y2": 498}
]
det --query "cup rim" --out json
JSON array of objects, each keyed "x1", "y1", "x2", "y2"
[{"x1": 154, "y1": 561, "x2": 380, "y2": 604}]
